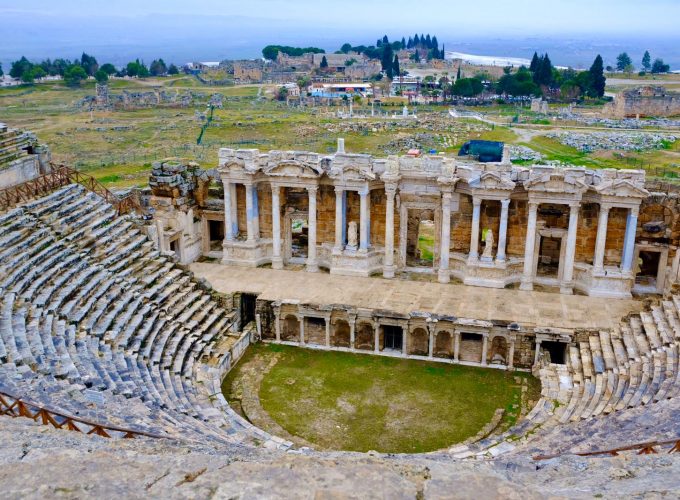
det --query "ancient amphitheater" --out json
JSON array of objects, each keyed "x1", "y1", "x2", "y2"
[{"x1": 1, "y1": 126, "x2": 680, "y2": 497}]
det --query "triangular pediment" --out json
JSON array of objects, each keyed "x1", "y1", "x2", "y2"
[
  {"x1": 264, "y1": 160, "x2": 322, "y2": 178},
  {"x1": 595, "y1": 179, "x2": 649, "y2": 198},
  {"x1": 328, "y1": 163, "x2": 376, "y2": 182},
  {"x1": 525, "y1": 172, "x2": 587, "y2": 194},
  {"x1": 469, "y1": 171, "x2": 515, "y2": 191}
]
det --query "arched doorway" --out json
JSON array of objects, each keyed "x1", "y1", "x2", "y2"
[
  {"x1": 332, "y1": 320, "x2": 351, "y2": 348},
  {"x1": 434, "y1": 330, "x2": 453, "y2": 358},
  {"x1": 282, "y1": 315, "x2": 300, "y2": 341},
  {"x1": 409, "y1": 327, "x2": 429, "y2": 356}
]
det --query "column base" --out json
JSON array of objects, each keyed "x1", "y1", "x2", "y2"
[
  {"x1": 306, "y1": 260, "x2": 319, "y2": 273},
  {"x1": 560, "y1": 282, "x2": 574, "y2": 295},
  {"x1": 519, "y1": 278, "x2": 534, "y2": 291},
  {"x1": 383, "y1": 264, "x2": 396, "y2": 279},
  {"x1": 437, "y1": 268, "x2": 450, "y2": 284},
  {"x1": 271, "y1": 256, "x2": 284, "y2": 270},
  {"x1": 467, "y1": 254, "x2": 479, "y2": 266}
]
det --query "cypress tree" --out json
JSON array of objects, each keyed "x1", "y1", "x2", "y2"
[
  {"x1": 320, "y1": 55, "x2": 328, "y2": 68},
  {"x1": 401, "y1": 37, "x2": 406, "y2": 49},
  {"x1": 441, "y1": 44, "x2": 445, "y2": 60},
  {"x1": 382, "y1": 35, "x2": 389, "y2": 45},
  {"x1": 589, "y1": 54, "x2": 606, "y2": 97},
  {"x1": 382, "y1": 43, "x2": 394, "y2": 74},
  {"x1": 393, "y1": 54, "x2": 400, "y2": 77},
  {"x1": 529, "y1": 52, "x2": 540, "y2": 73},
  {"x1": 407, "y1": 37, "x2": 413, "y2": 49},
  {"x1": 414, "y1": 34, "x2": 420, "y2": 47},
  {"x1": 456, "y1": 65, "x2": 461, "y2": 80},
  {"x1": 425, "y1": 34, "x2": 432, "y2": 48}
]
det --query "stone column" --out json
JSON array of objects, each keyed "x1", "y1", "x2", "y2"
[
  {"x1": 401, "y1": 323, "x2": 408, "y2": 357},
  {"x1": 561, "y1": 203, "x2": 580, "y2": 295},
  {"x1": 383, "y1": 185, "x2": 397, "y2": 278},
  {"x1": 481, "y1": 334, "x2": 489, "y2": 366},
  {"x1": 223, "y1": 179, "x2": 234, "y2": 241},
  {"x1": 333, "y1": 186, "x2": 344, "y2": 254},
  {"x1": 621, "y1": 207, "x2": 639, "y2": 274},
  {"x1": 508, "y1": 337, "x2": 515, "y2": 369},
  {"x1": 453, "y1": 331, "x2": 461, "y2": 362},
  {"x1": 496, "y1": 199, "x2": 511, "y2": 263},
  {"x1": 252, "y1": 185, "x2": 260, "y2": 239},
  {"x1": 359, "y1": 188, "x2": 370, "y2": 252},
  {"x1": 428, "y1": 323, "x2": 435, "y2": 358},
  {"x1": 230, "y1": 184, "x2": 238, "y2": 238},
  {"x1": 325, "y1": 314, "x2": 331, "y2": 348},
  {"x1": 468, "y1": 196, "x2": 482, "y2": 262},
  {"x1": 593, "y1": 204, "x2": 610, "y2": 273},
  {"x1": 374, "y1": 321, "x2": 380, "y2": 353},
  {"x1": 534, "y1": 339, "x2": 542, "y2": 366},
  {"x1": 274, "y1": 308, "x2": 281, "y2": 342},
  {"x1": 520, "y1": 201, "x2": 539, "y2": 291},
  {"x1": 349, "y1": 317, "x2": 356, "y2": 351},
  {"x1": 438, "y1": 191, "x2": 452, "y2": 283},
  {"x1": 306, "y1": 186, "x2": 319, "y2": 272},
  {"x1": 299, "y1": 316, "x2": 305, "y2": 344},
  {"x1": 245, "y1": 182, "x2": 257, "y2": 242},
  {"x1": 271, "y1": 185, "x2": 283, "y2": 269}
]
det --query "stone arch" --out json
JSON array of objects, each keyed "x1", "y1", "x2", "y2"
[
  {"x1": 434, "y1": 330, "x2": 453, "y2": 358},
  {"x1": 282, "y1": 315, "x2": 300, "y2": 341},
  {"x1": 489, "y1": 336, "x2": 508, "y2": 365},
  {"x1": 332, "y1": 319, "x2": 351, "y2": 348},
  {"x1": 409, "y1": 327, "x2": 429, "y2": 356},
  {"x1": 355, "y1": 322, "x2": 374, "y2": 350}
]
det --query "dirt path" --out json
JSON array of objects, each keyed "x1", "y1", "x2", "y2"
[{"x1": 227, "y1": 350, "x2": 315, "y2": 449}]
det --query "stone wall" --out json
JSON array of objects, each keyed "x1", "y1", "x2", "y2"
[
  {"x1": 0, "y1": 156, "x2": 40, "y2": 189},
  {"x1": 604, "y1": 86, "x2": 680, "y2": 118},
  {"x1": 506, "y1": 200, "x2": 528, "y2": 257},
  {"x1": 451, "y1": 194, "x2": 473, "y2": 253}
]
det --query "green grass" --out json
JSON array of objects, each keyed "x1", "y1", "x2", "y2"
[{"x1": 228, "y1": 343, "x2": 538, "y2": 453}]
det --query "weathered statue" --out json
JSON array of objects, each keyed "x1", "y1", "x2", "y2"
[
  {"x1": 482, "y1": 229, "x2": 494, "y2": 260},
  {"x1": 347, "y1": 221, "x2": 358, "y2": 249}
]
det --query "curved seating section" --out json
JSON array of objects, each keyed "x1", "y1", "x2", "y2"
[
  {"x1": 0, "y1": 184, "x2": 278, "y2": 447},
  {"x1": 537, "y1": 299, "x2": 680, "y2": 425}
]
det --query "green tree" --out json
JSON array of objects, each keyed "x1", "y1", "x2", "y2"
[
  {"x1": 651, "y1": 58, "x2": 670, "y2": 74},
  {"x1": 9, "y1": 56, "x2": 33, "y2": 79},
  {"x1": 276, "y1": 86, "x2": 288, "y2": 101},
  {"x1": 340, "y1": 43, "x2": 352, "y2": 54},
  {"x1": 616, "y1": 52, "x2": 632, "y2": 72},
  {"x1": 0, "y1": 63, "x2": 3, "y2": 77},
  {"x1": 393, "y1": 55, "x2": 400, "y2": 78},
  {"x1": 456, "y1": 65, "x2": 461, "y2": 80},
  {"x1": 320, "y1": 56, "x2": 328, "y2": 68},
  {"x1": 168, "y1": 64, "x2": 180, "y2": 75},
  {"x1": 381, "y1": 43, "x2": 394, "y2": 76},
  {"x1": 80, "y1": 52, "x2": 99, "y2": 76},
  {"x1": 94, "y1": 69, "x2": 109, "y2": 84},
  {"x1": 452, "y1": 77, "x2": 483, "y2": 97},
  {"x1": 412, "y1": 51, "x2": 420, "y2": 63},
  {"x1": 63, "y1": 64, "x2": 88, "y2": 86},
  {"x1": 529, "y1": 52, "x2": 540, "y2": 73},
  {"x1": 100, "y1": 63, "x2": 116, "y2": 76},
  {"x1": 588, "y1": 55, "x2": 606, "y2": 97},
  {"x1": 496, "y1": 67, "x2": 540, "y2": 97},
  {"x1": 642, "y1": 51, "x2": 651, "y2": 72},
  {"x1": 149, "y1": 58, "x2": 168, "y2": 76}
]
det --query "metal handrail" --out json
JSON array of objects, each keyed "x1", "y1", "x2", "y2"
[
  {"x1": 0, "y1": 388, "x2": 167, "y2": 440},
  {"x1": 533, "y1": 437, "x2": 680, "y2": 460}
]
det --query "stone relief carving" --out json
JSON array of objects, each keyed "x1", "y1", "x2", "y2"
[
  {"x1": 347, "y1": 221, "x2": 358, "y2": 250},
  {"x1": 482, "y1": 229, "x2": 494, "y2": 261}
]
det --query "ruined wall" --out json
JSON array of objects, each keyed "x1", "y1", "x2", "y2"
[
  {"x1": 575, "y1": 203, "x2": 599, "y2": 265},
  {"x1": 317, "y1": 185, "x2": 335, "y2": 246},
  {"x1": 370, "y1": 189, "x2": 388, "y2": 247},
  {"x1": 256, "y1": 185, "x2": 273, "y2": 239},
  {"x1": 451, "y1": 194, "x2": 473, "y2": 253},
  {"x1": 604, "y1": 207, "x2": 628, "y2": 265},
  {"x1": 506, "y1": 200, "x2": 528, "y2": 257},
  {"x1": 236, "y1": 184, "x2": 247, "y2": 236}
]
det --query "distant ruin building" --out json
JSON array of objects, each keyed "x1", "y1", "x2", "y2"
[
  {"x1": 0, "y1": 123, "x2": 51, "y2": 188},
  {"x1": 95, "y1": 83, "x2": 110, "y2": 109},
  {"x1": 604, "y1": 86, "x2": 680, "y2": 118}
]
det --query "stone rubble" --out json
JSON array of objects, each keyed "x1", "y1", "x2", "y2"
[{"x1": 546, "y1": 131, "x2": 677, "y2": 152}]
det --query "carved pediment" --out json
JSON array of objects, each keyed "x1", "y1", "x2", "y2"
[
  {"x1": 469, "y1": 171, "x2": 515, "y2": 191},
  {"x1": 218, "y1": 159, "x2": 246, "y2": 174},
  {"x1": 264, "y1": 160, "x2": 322, "y2": 178},
  {"x1": 594, "y1": 179, "x2": 649, "y2": 199},
  {"x1": 328, "y1": 163, "x2": 376, "y2": 182},
  {"x1": 525, "y1": 172, "x2": 587, "y2": 195}
]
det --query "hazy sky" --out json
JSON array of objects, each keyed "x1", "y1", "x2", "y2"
[
  {"x1": 3, "y1": 0, "x2": 680, "y2": 35},
  {"x1": 1, "y1": 0, "x2": 679, "y2": 68}
]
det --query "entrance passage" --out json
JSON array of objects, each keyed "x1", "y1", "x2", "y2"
[
  {"x1": 542, "y1": 341, "x2": 566, "y2": 364},
  {"x1": 406, "y1": 209, "x2": 436, "y2": 268},
  {"x1": 537, "y1": 236, "x2": 561, "y2": 277},
  {"x1": 240, "y1": 293, "x2": 257, "y2": 328},
  {"x1": 208, "y1": 219, "x2": 224, "y2": 251},
  {"x1": 291, "y1": 218, "x2": 308, "y2": 259},
  {"x1": 383, "y1": 325, "x2": 403, "y2": 351},
  {"x1": 636, "y1": 251, "x2": 661, "y2": 288}
]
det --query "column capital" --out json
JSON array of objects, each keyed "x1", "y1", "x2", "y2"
[
  {"x1": 527, "y1": 200, "x2": 539, "y2": 210},
  {"x1": 271, "y1": 184, "x2": 280, "y2": 194},
  {"x1": 501, "y1": 198, "x2": 511, "y2": 208},
  {"x1": 441, "y1": 190, "x2": 453, "y2": 201},
  {"x1": 359, "y1": 187, "x2": 369, "y2": 197},
  {"x1": 569, "y1": 202, "x2": 580, "y2": 212},
  {"x1": 472, "y1": 196, "x2": 482, "y2": 207},
  {"x1": 334, "y1": 185, "x2": 344, "y2": 194},
  {"x1": 307, "y1": 185, "x2": 318, "y2": 195},
  {"x1": 599, "y1": 203, "x2": 611, "y2": 213},
  {"x1": 630, "y1": 206, "x2": 640, "y2": 217},
  {"x1": 385, "y1": 184, "x2": 398, "y2": 196}
]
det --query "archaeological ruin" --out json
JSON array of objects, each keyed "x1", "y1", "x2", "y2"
[
  {"x1": 604, "y1": 86, "x2": 680, "y2": 119},
  {"x1": 3, "y1": 128, "x2": 680, "y2": 494}
]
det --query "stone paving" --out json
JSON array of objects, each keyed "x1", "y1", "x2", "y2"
[{"x1": 190, "y1": 264, "x2": 643, "y2": 330}]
